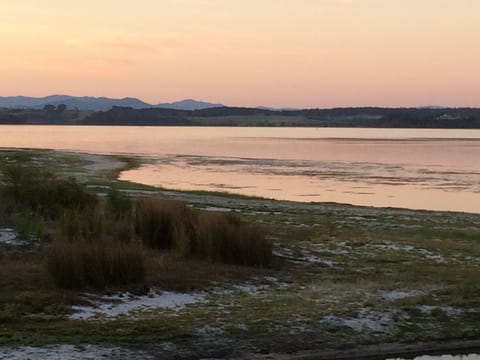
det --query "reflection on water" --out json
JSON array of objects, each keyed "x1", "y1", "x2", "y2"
[
  {"x1": 1, "y1": 126, "x2": 479, "y2": 213},
  {"x1": 390, "y1": 354, "x2": 480, "y2": 360},
  {"x1": 120, "y1": 154, "x2": 480, "y2": 213}
]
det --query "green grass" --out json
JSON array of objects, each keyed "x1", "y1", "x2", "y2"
[
  {"x1": 170, "y1": 188, "x2": 269, "y2": 200},
  {"x1": 187, "y1": 115, "x2": 310, "y2": 127}
]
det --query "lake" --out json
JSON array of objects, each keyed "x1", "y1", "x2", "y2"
[{"x1": 1, "y1": 126, "x2": 479, "y2": 213}]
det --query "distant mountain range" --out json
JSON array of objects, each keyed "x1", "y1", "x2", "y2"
[{"x1": 0, "y1": 95, "x2": 223, "y2": 111}]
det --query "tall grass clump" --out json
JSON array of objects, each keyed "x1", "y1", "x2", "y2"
[
  {"x1": 106, "y1": 188, "x2": 132, "y2": 218},
  {"x1": 59, "y1": 206, "x2": 105, "y2": 243},
  {"x1": 135, "y1": 199, "x2": 198, "y2": 253},
  {"x1": 48, "y1": 236, "x2": 145, "y2": 290},
  {"x1": 135, "y1": 199, "x2": 272, "y2": 267},
  {"x1": 49, "y1": 205, "x2": 145, "y2": 290},
  {"x1": 2, "y1": 163, "x2": 272, "y2": 290},
  {"x1": 197, "y1": 212, "x2": 272, "y2": 266}
]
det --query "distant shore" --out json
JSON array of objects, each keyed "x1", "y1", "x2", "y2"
[{"x1": 2, "y1": 106, "x2": 480, "y2": 128}]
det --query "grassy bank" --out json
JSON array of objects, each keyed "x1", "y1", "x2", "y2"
[{"x1": 0, "y1": 148, "x2": 479, "y2": 359}]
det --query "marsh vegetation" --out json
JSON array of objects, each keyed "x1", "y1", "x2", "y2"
[
  {"x1": 0, "y1": 149, "x2": 479, "y2": 359},
  {"x1": 0, "y1": 160, "x2": 271, "y2": 292}
]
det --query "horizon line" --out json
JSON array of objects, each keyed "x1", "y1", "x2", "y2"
[{"x1": 1, "y1": 94, "x2": 479, "y2": 110}]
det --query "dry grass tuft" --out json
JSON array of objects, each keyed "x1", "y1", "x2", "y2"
[
  {"x1": 197, "y1": 212, "x2": 272, "y2": 266},
  {"x1": 135, "y1": 199, "x2": 272, "y2": 267},
  {"x1": 48, "y1": 236, "x2": 145, "y2": 290}
]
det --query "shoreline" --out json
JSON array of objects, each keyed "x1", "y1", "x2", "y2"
[
  {"x1": 1, "y1": 147, "x2": 480, "y2": 359},
  {"x1": 3, "y1": 146, "x2": 474, "y2": 216}
]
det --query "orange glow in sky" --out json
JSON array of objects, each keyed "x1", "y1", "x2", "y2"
[{"x1": 1, "y1": 0, "x2": 479, "y2": 107}]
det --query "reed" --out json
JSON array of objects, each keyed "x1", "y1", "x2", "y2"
[
  {"x1": 135, "y1": 199, "x2": 198, "y2": 252},
  {"x1": 197, "y1": 212, "x2": 272, "y2": 266},
  {"x1": 1, "y1": 165, "x2": 272, "y2": 290},
  {"x1": 48, "y1": 234, "x2": 145, "y2": 290},
  {"x1": 135, "y1": 199, "x2": 272, "y2": 266}
]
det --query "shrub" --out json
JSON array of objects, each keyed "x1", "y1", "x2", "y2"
[
  {"x1": 0, "y1": 164, "x2": 42, "y2": 212},
  {"x1": 46, "y1": 177, "x2": 97, "y2": 216},
  {"x1": 0, "y1": 164, "x2": 97, "y2": 219}
]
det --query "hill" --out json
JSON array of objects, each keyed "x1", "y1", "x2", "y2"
[
  {"x1": 156, "y1": 99, "x2": 223, "y2": 111},
  {"x1": 0, "y1": 96, "x2": 222, "y2": 111}
]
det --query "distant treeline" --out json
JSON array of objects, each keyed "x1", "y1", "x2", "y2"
[{"x1": 2, "y1": 105, "x2": 480, "y2": 128}]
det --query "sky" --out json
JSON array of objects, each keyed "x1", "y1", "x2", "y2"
[{"x1": 1, "y1": 0, "x2": 479, "y2": 108}]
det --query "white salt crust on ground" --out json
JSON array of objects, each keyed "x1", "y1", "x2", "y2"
[
  {"x1": 0, "y1": 228, "x2": 18, "y2": 245},
  {"x1": 0, "y1": 345, "x2": 156, "y2": 360},
  {"x1": 69, "y1": 290, "x2": 205, "y2": 320}
]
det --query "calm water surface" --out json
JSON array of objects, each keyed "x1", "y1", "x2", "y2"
[{"x1": 1, "y1": 126, "x2": 479, "y2": 213}]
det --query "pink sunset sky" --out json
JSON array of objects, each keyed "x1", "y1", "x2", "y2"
[{"x1": 1, "y1": 0, "x2": 479, "y2": 108}]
